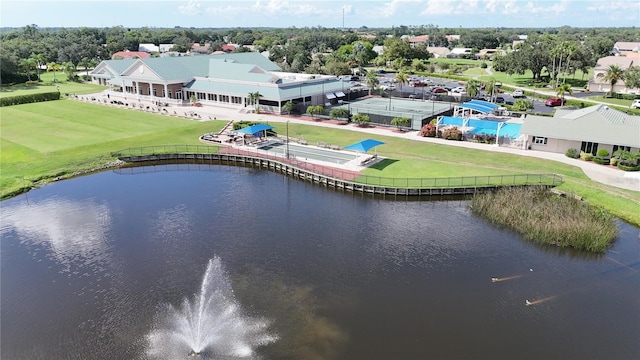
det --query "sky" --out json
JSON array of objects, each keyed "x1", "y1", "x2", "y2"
[{"x1": 1, "y1": 0, "x2": 639, "y2": 29}]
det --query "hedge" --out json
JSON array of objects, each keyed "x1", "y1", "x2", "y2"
[
  {"x1": 617, "y1": 163, "x2": 640, "y2": 171},
  {"x1": 593, "y1": 157, "x2": 610, "y2": 165},
  {"x1": 0, "y1": 92, "x2": 61, "y2": 107}
]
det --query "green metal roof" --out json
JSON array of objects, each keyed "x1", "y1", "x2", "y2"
[
  {"x1": 207, "y1": 60, "x2": 278, "y2": 83},
  {"x1": 185, "y1": 78, "x2": 346, "y2": 100},
  {"x1": 211, "y1": 52, "x2": 281, "y2": 71},
  {"x1": 521, "y1": 104, "x2": 640, "y2": 147}
]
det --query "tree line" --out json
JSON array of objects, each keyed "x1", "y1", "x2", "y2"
[{"x1": 1, "y1": 24, "x2": 638, "y2": 85}]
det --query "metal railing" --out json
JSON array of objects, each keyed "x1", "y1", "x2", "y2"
[{"x1": 112, "y1": 145, "x2": 563, "y2": 188}]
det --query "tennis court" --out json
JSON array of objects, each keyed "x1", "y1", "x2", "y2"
[
  {"x1": 259, "y1": 142, "x2": 357, "y2": 165},
  {"x1": 335, "y1": 97, "x2": 453, "y2": 130}
]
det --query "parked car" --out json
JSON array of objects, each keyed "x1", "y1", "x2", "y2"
[
  {"x1": 431, "y1": 87, "x2": 447, "y2": 94},
  {"x1": 495, "y1": 95, "x2": 514, "y2": 105},
  {"x1": 545, "y1": 97, "x2": 565, "y2": 107},
  {"x1": 380, "y1": 84, "x2": 395, "y2": 91},
  {"x1": 451, "y1": 87, "x2": 465, "y2": 93},
  {"x1": 376, "y1": 69, "x2": 386, "y2": 74},
  {"x1": 408, "y1": 94, "x2": 418, "y2": 99},
  {"x1": 512, "y1": 89, "x2": 524, "y2": 98},
  {"x1": 630, "y1": 99, "x2": 640, "y2": 109}
]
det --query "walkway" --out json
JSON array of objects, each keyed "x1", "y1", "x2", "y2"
[{"x1": 80, "y1": 91, "x2": 640, "y2": 192}]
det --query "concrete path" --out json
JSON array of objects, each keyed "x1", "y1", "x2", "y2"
[{"x1": 81, "y1": 92, "x2": 640, "y2": 192}]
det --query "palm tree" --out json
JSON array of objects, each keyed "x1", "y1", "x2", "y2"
[
  {"x1": 391, "y1": 116, "x2": 410, "y2": 130},
  {"x1": 62, "y1": 61, "x2": 76, "y2": 81},
  {"x1": 555, "y1": 83, "x2": 573, "y2": 105},
  {"x1": 365, "y1": 72, "x2": 379, "y2": 96},
  {"x1": 464, "y1": 79, "x2": 480, "y2": 98},
  {"x1": 603, "y1": 64, "x2": 624, "y2": 97},
  {"x1": 46, "y1": 62, "x2": 61, "y2": 83},
  {"x1": 248, "y1": 91, "x2": 261, "y2": 112},
  {"x1": 30, "y1": 53, "x2": 46, "y2": 81},
  {"x1": 395, "y1": 71, "x2": 408, "y2": 91},
  {"x1": 19, "y1": 58, "x2": 36, "y2": 81}
]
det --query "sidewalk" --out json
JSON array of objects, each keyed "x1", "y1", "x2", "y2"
[{"x1": 83, "y1": 92, "x2": 640, "y2": 192}]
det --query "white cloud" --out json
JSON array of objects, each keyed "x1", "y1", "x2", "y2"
[
  {"x1": 365, "y1": 0, "x2": 423, "y2": 19},
  {"x1": 586, "y1": 0, "x2": 640, "y2": 12},
  {"x1": 420, "y1": 0, "x2": 480, "y2": 16},
  {"x1": 178, "y1": 0, "x2": 204, "y2": 15}
]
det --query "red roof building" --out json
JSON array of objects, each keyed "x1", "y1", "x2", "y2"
[{"x1": 111, "y1": 51, "x2": 150, "y2": 60}]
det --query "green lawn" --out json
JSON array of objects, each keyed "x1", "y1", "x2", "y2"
[
  {"x1": 0, "y1": 72, "x2": 106, "y2": 98},
  {"x1": 587, "y1": 95, "x2": 633, "y2": 107},
  {"x1": 2, "y1": 100, "x2": 639, "y2": 226}
]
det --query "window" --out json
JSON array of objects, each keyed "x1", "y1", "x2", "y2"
[
  {"x1": 581, "y1": 141, "x2": 599, "y2": 155},
  {"x1": 533, "y1": 136, "x2": 547, "y2": 145}
]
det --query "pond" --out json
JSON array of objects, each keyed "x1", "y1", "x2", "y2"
[{"x1": 2, "y1": 164, "x2": 639, "y2": 359}]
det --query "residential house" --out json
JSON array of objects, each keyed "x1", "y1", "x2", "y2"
[
  {"x1": 191, "y1": 43, "x2": 211, "y2": 54},
  {"x1": 111, "y1": 51, "x2": 150, "y2": 60},
  {"x1": 221, "y1": 44, "x2": 236, "y2": 52},
  {"x1": 159, "y1": 44, "x2": 175, "y2": 53},
  {"x1": 611, "y1": 42, "x2": 640, "y2": 56},
  {"x1": 475, "y1": 49, "x2": 505, "y2": 60},
  {"x1": 520, "y1": 104, "x2": 639, "y2": 155},
  {"x1": 90, "y1": 52, "x2": 346, "y2": 114},
  {"x1": 139, "y1": 43, "x2": 159, "y2": 53},
  {"x1": 408, "y1": 35, "x2": 429, "y2": 47},
  {"x1": 447, "y1": 48, "x2": 472, "y2": 58},
  {"x1": 588, "y1": 56, "x2": 638, "y2": 94},
  {"x1": 427, "y1": 47, "x2": 450, "y2": 58}
]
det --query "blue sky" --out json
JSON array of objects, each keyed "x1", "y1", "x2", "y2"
[{"x1": 1, "y1": 0, "x2": 639, "y2": 29}]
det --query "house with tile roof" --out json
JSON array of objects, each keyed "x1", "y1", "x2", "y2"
[
  {"x1": 612, "y1": 42, "x2": 640, "y2": 56},
  {"x1": 90, "y1": 53, "x2": 347, "y2": 114},
  {"x1": 408, "y1": 35, "x2": 429, "y2": 47},
  {"x1": 588, "y1": 56, "x2": 639, "y2": 94},
  {"x1": 111, "y1": 51, "x2": 150, "y2": 60},
  {"x1": 520, "y1": 104, "x2": 640, "y2": 155}
]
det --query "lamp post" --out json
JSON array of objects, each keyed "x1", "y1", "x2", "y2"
[{"x1": 286, "y1": 120, "x2": 290, "y2": 159}]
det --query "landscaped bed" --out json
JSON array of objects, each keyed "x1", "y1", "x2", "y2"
[{"x1": 470, "y1": 187, "x2": 618, "y2": 253}]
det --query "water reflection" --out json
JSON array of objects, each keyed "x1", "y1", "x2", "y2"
[{"x1": 1, "y1": 197, "x2": 112, "y2": 272}]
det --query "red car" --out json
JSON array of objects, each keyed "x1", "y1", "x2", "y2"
[
  {"x1": 431, "y1": 87, "x2": 447, "y2": 94},
  {"x1": 545, "y1": 97, "x2": 565, "y2": 106}
]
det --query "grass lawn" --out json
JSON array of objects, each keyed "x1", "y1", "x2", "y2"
[
  {"x1": 0, "y1": 72, "x2": 106, "y2": 98},
  {"x1": 587, "y1": 95, "x2": 633, "y2": 107},
  {"x1": 2, "y1": 100, "x2": 639, "y2": 226}
]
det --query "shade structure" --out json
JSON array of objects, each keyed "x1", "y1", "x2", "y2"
[
  {"x1": 344, "y1": 139, "x2": 385, "y2": 153},
  {"x1": 236, "y1": 123, "x2": 273, "y2": 135}
]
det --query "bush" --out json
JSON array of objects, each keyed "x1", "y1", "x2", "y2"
[
  {"x1": 617, "y1": 163, "x2": 640, "y2": 171},
  {"x1": 480, "y1": 62, "x2": 488, "y2": 69},
  {"x1": 0, "y1": 91, "x2": 61, "y2": 107},
  {"x1": 593, "y1": 157, "x2": 610, "y2": 165},
  {"x1": 610, "y1": 157, "x2": 617, "y2": 166},
  {"x1": 419, "y1": 123, "x2": 437, "y2": 137},
  {"x1": 580, "y1": 151, "x2": 594, "y2": 161},
  {"x1": 565, "y1": 148, "x2": 580, "y2": 158},
  {"x1": 596, "y1": 149, "x2": 610, "y2": 158},
  {"x1": 442, "y1": 126, "x2": 462, "y2": 140}
]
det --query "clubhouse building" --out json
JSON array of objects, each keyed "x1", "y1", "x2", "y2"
[{"x1": 90, "y1": 53, "x2": 348, "y2": 114}]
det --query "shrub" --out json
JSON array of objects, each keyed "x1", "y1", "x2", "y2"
[
  {"x1": 593, "y1": 157, "x2": 610, "y2": 165},
  {"x1": 565, "y1": 148, "x2": 580, "y2": 158},
  {"x1": 329, "y1": 108, "x2": 349, "y2": 120},
  {"x1": 610, "y1": 157, "x2": 617, "y2": 166},
  {"x1": 419, "y1": 123, "x2": 437, "y2": 137},
  {"x1": 596, "y1": 149, "x2": 609, "y2": 158},
  {"x1": 480, "y1": 62, "x2": 488, "y2": 69},
  {"x1": 0, "y1": 91, "x2": 61, "y2": 107},
  {"x1": 442, "y1": 126, "x2": 462, "y2": 140},
  {"x1": 580, "y1": 151, "x2": 594, "y2": 161},
  {"x1": 617, "y1": 163, "x2": 640, "y2": 171}
]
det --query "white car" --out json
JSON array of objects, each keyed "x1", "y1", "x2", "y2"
[
  {"x1": 631, "y1": 99, "x2": 640, "y2": 109},
  {"x1": 451, "y1": 87, "x2": 465, "y2": 93},
  {"x1": 512, "y1": 89, "x2": 524, "y2": 98}
]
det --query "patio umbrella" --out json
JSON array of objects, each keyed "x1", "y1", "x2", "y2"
[{"x1": 344, "y1": 139, "x2": 385, "y2": 163}]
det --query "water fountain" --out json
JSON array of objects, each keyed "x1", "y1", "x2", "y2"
[{"x1": 146, "y1": 256, "x2": 278, "y2": 359}]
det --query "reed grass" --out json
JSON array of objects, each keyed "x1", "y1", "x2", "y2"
[{"x1": 470, "y1": 187, "x2": 618, "y2": 252}]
